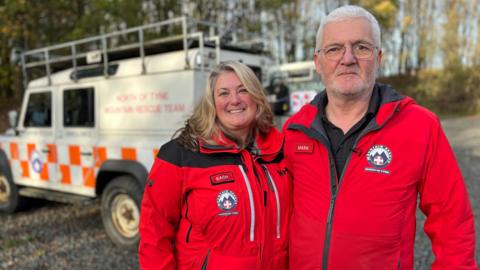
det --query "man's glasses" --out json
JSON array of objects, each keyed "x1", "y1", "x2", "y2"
[{"x1": 317, "y1": 43, "x2": 378, "y2": 60}]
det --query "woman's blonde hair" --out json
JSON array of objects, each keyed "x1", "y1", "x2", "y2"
[{"x1": 175, "y1": 60, "x2": 274, "y2": 150}]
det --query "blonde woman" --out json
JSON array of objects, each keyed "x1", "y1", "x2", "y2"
[{"x1": 139, "y1": 61, "x2": 291, "y2": 270}]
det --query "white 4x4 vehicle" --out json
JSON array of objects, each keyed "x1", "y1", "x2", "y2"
[{"x1": 0, "y1": 17, "x2": 270, "y2": 248}]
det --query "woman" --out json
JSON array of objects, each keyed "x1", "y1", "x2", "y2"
[{"x1": 139, "y1": 61, "x2": 291, "y2": 270}]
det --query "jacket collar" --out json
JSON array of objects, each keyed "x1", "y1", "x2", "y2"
[
  {"x1": 317, "y1": 85, "x2": 381, "y2": 123},
  {"x1": 287, "y1": 83, "x2": 412, "y2": 136},
  {"x1": 199, "y1": 127, "x2": 284, "y2": 160}
]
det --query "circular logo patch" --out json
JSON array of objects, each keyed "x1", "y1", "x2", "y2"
[
  {"x1": 216, "y1": 190, "x2": 238, "y2": 211},
  {"x1": 30, "y1": 150, "x2": 43, "y2": 173},
  {"x1": 366, "y1": 145, "x2": 392, "y2": 168}
]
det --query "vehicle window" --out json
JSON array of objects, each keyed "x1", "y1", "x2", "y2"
[
  {"x1": 63, "y1": 87, "x2": 95, "y2": 127},
  {"x1": 24, "y1": 92, "x2": 52, "y2": 127}
]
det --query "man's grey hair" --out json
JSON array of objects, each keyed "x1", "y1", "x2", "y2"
[{"x1": 315, "y1": 5, "x2": 381, "y2": 52}]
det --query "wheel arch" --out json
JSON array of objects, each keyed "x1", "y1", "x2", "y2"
[
  {"x1": 95, "y1": 159, "x2": 148, "y2": 196},
  {"x1": 0, "y1": 148, "x2": 28, "y2": 213},
  {"x1": 0, "y1": 149, "x2": 14, "y2": 182}
]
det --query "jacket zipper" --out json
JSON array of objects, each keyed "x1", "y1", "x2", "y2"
[
  {"x1": 322, "y1": 153, "x2": 339, "y2": 270},
  {"x1": 262, "y1": 165, "x2": 281, "y2": 239},
  {"x1": 185, "y1": 192, "x2": 192, "y2": 243},
  {"x1": 185, "y1": 223, "x2": 192, "y2": 243},
  {"x1": 239, "y1": 164, "x2": 255, "y2": 241},
  {"x1": 322, "y1": 136, "x2": 372, "y2": 269},
  {"x1": 287, "y1": 96, "x2": 402, "y2": 270},
  {"x1": 285, "y1": 122, "x2": 340, "y2": 270},
  {"x1": 320, "y1": 102, "x2": 401, "y2": 270},
  {"x1": 200, "y1": 250, "x2": 210, "y2": 270}
]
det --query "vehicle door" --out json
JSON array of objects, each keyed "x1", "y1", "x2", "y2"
[
  {"x1": 14, "y1": 89, "x2": 57, "y2": 187},
  {"x1": 55, "y1": 86, "x2": 97, "y2": 197}
]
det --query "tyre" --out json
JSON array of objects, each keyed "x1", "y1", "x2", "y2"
[
  {"x1": 101, "y1": 175, "x2": 142, "y2": 249},
  {"x1": 0, "y1": 169, "x2": 26, "y2": 213}
]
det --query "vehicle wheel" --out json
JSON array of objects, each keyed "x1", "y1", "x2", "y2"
[
  {"x1": 101, "y1": 175, "x2": 142, "y2": 249},
  {"x1": 0, "y1": 170, "x2": 26, "y2": 213}
]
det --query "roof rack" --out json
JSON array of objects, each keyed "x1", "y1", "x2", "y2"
[{"x1": 20, "y1": 16, "x2": 230, "y2": 87}]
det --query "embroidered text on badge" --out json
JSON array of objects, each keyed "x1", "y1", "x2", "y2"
[
  {"x1": 210, "y1": 172, "x2": 235, "y2": 185},
  {"x1": 295, "y1": 143, "x2": 314, "y2": 153}
]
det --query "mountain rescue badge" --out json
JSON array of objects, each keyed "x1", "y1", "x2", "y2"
[
  {"x1": 216, "y1": 190, "x2": 238, "y2": 216},
  {"x1": 365, "y1": 145, "x2": 392, "y2": 174}
]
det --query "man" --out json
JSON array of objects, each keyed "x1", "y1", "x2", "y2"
[{"x1": 283, "y1": 5, "x2": 477, "y2": 270}]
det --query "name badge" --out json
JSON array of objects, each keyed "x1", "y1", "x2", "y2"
[
  {"x1": 210, "y1": 172, "x2": 235, "y2": 185},
  {"x1": 295, "y1": 143, "x2": 314, "y2": 153}
]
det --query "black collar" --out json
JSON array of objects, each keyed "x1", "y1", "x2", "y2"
[{"x1": 318, "y1": 86, "x2": 381, "y2": 123}]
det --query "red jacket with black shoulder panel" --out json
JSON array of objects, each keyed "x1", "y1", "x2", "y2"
[{"x1": 139, "y1": 127, "x2": 292, "y2": 270}]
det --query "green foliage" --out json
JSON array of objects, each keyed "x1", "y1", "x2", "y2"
[
  {"x1": 0, "y1": 0, "x2": 181, "y2": 104},
  {"x1": 0, "y1": 0, "x2": 478, "y2": 119},
  {"x1": 435, "y1": 64, "x2": 480, "y2": 114},
  {"x1": 257, "y1": 0, "x2": 292, "y2": 10},
  {"x1": 379, "y1": 65, "x2": 480, "y2": 115},
  {"x1": 363, "y1": 0, "x2": 398, "y2": 30}
]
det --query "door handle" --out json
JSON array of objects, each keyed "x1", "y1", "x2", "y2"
[
  {"x1": 80, "y1": 152, "x2": 92, "y2": 156},
  {"x1": 41, "y1": 148, "x2": 50, "y2": 154}
]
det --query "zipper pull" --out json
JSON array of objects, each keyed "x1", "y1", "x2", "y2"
[
  {"x1": 261, "y1": 165, "x2": 274, "y2": 191},
  {"x1": 264, "y1": 191, "x2": 267, "y2": 206}
]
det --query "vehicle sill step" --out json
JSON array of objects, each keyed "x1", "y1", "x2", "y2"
[{"x1": 19, "y1": 187, "x2": 93, "y2": 204}]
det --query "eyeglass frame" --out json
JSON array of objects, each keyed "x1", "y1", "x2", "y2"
[{"x1": 316, "y1": 42, "x2": 379, "y2": 61}]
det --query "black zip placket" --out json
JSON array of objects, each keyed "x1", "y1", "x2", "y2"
[{"x1": 287, "y1": 89, "x2": 402, "y2": 270}]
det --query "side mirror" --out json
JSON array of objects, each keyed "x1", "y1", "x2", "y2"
[
  {"x1": 8, "y1": 110, "x2": 18, "y2": 128},
  {"x1": 5, "y1": 110, "x2": 18, "y2": 135}
]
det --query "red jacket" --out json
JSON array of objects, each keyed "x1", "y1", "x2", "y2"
[
  {"x1": 139, "y1": 128, "x2": 292, "y2": 270},
  {"x1": 284, "y1": 84, "x2": 477, "y2": 270}
]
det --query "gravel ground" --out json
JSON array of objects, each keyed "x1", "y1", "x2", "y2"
[
  {"x1": 1, "y1": 116, "x2": 479, "y2": 269},
  {"x1": 0, "y1": 200, "x2": 139, "y2": 270}
]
